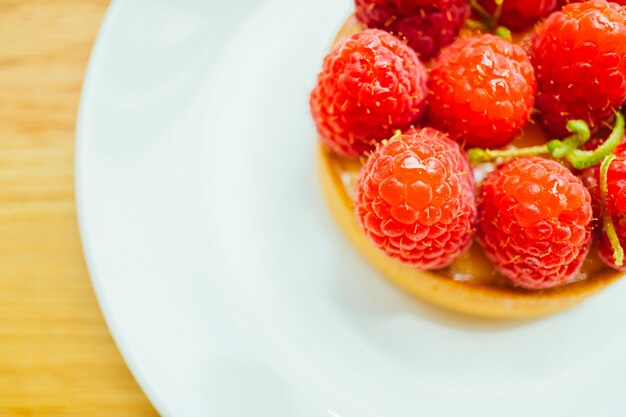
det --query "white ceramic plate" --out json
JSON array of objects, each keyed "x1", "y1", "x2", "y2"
[{"x1": 76, "y1": 1, "x2": 626, "y2": 416}]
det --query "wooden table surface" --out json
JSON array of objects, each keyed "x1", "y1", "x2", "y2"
[{"x1": 0, "y1": 1, "x2": 158, "y2": 415}]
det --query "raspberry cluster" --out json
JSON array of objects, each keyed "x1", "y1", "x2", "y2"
[{"x1": 310, "y1": 0, "x2": 626, "y2": 290}]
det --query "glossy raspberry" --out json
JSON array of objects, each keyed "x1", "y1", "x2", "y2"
[
  {"x1": 529, "y1": 0, "x2": 626, "y2": 137},
  {"x1": 581, "y1": 143, "x2": 626, "y2": 270},
  {"x1": 429, "y1": 34, "x2": 536, "y2": 148},
  {"x1": 354, "y1": 0, "x2": 470, "y2": 60},
  {"x1": 477, "y1": 0, "x2": 557, "y2": 30},
  {"x1": 477, "y1": 157, "x2": 593, "y2": 289},
  {"x1": 310, "y1": 29, "x2": 428, "y2": 157},
  {"x1": 355, "y1": 128, "x2": 476, "y2": 269}
]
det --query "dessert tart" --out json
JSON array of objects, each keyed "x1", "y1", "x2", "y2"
[{"x1": 312, "y1": 3, "x2": 626, "y2": 319}]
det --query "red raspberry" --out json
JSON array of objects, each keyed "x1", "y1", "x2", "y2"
[
  {"x1": 310, "y1": 29, "x2": 428, "y2": 157},
  {"x1": 581, "y1": 143, "x2": 626, "y2": 270},
  {"x1": 477, "y1": 157, "x2": 593, "y2": 290},
  {"x1": 477, "y1": 0, "x2": 557, "y2": 30},
  {"x1": 529, "y1": 0, "x2": 626, "y2": 137},
  {"x1": 355, "y1": 128, "x2": 476, "y2": 269},
  {"x1": 354, "y1": 0, "x2": 470, "y2": 60},
  {"x1": 428, "y1": 34, "x2": 536, "y2": 149}
]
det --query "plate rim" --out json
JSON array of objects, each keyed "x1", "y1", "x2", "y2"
[{"x1": 74, "y1": 1, "x2": 172, "y2": 415}]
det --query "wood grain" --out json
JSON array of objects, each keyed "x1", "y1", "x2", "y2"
[{"x1": 0, "y1": 1, "x2": 158, "y2": 415}]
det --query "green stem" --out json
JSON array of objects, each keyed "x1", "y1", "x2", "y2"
[
  {"x1": 469, "y1": 0, "x2": 492, "y2": 22},
  {"x1": 600, "y1": 154, "x2": 624, "y2": 266},
  {"x1": 493, "y1": 0, "x2": 504, "y2": 21},
  {"x1": 468, "y1": 145, "x2": 549, "y2": 164},
  {"x1": 545, "y1": 119, "x2": 590, "y2": 158},
  {"x1": 495, "y1": 26, "x2": 512, "y2": 42},
  {"x1": 565, "y1": 112, "x2": 625, "y2": 169},
  {"x1": 465, "y1": 18, "x2": 489, "y2": 31},
  {"x1": 468, "y1": 117, "x2": 590, "y2": 164},
  {"x1": 468, "y1": 112, "x2": 624, "y2": 168},
  {"x1": 469, "y1": 0, "x2": 510, "y2": 40}
]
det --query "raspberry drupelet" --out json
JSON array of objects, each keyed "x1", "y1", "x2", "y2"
[
  {"x1": 355, "y1": 128, "x2": 476, "y2": 269},
  {"x1": 310, "y1": 29, "x2": 428, "y2": 158},
  {"x1": 477, "y1": 157, "x2": 593, "y2": 289},
  {"x1": 428, "y1": 34, "x2": 536, "y2": 149},
  {"x1": 354, "y1": 0, "x2": 470, "y2": 60}
]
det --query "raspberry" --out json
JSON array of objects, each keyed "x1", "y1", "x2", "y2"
[
  {"x1": 428, "y1": 34, "x2": 536, "y2": 149},
  {"x1": 581, "y1": 143, "x2": 626, "y2": 270},
  {"x1": 310, "y1": 29, "x2": 428, "y2": 157},
  {"x1": 477, "y1": 157, "x2": 593, "y2": 289},
  {"x1": 477, "y1": 0, "x2": 557, "y2": 30},
  {"x1": 529, "y1": 0, "x2": 626, "y2": 137},
  {"x1": 354, "y1": 0, "x2": 470, "y2": 60},
  {"x1": 354, "y1": 128, "x2": 476, "y2": 269}
]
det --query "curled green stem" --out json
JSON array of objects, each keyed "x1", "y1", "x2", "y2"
[
  {"x1": 565, "y1": 112, "x2": 625, "y2": 169},
  {"x1": 600, "y1": 154, "x2": 624, "y2": 266},
  {"x1": 545, "y1": 119, "x2": 591, "y2": 158},
  {"x1": 468, "y1": 112, "x2": 625, "y2": 169}
]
